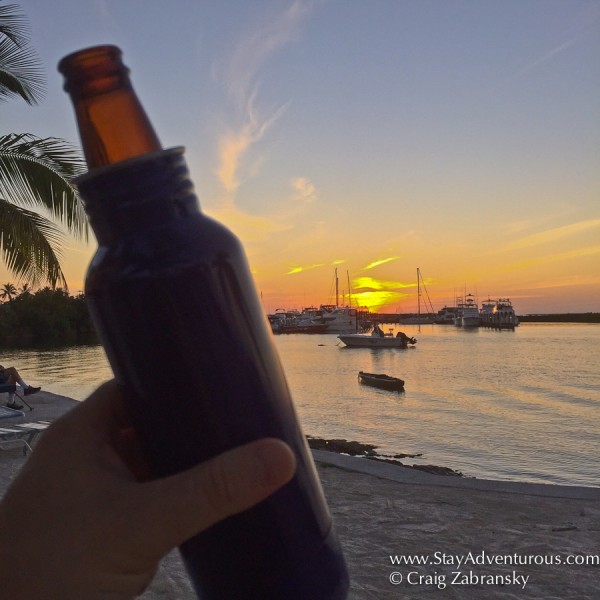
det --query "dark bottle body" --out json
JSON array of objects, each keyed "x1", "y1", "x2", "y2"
[{"x1": 77, "y1": 148, "x2": 349, "y2": 599}]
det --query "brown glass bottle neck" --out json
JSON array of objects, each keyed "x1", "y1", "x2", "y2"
[{"x1": 59, "y1": 45, "x2": 162, "y2": 169}]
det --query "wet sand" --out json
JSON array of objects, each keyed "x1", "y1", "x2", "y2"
[{"x1": 1, "y1": 392, "x2": 598, "y2": 599}]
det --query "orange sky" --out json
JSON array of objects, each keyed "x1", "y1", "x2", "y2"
[{"x1": 2, "y1": 1, "x2": 599, "y2": 315}]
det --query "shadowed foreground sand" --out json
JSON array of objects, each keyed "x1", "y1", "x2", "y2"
[
  {"x1": 142, "y1": 458, "x2": 599, "y2": 599},
  {"x1": 1, "y1": 392, "x2": 598, "y2": 599}
]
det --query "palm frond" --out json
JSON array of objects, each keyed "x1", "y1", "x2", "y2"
[
  {"x1": 0, "y1": 197, "x2": 68, "y2": 289},
  {"x1": 0, "y1": 133, "x2": 88, "y2": 239},
  {"x1": 0, "y1": 3, "x2": 45, "y2": 104},
  {"x1": 0, "y1": 36, "x2": 45, "y2": 104},
  {"x1": 0, "y1": 4, "x2": 31, "y2": 48}
]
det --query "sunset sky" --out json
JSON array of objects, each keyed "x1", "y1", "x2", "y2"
[{"x1": 2, "y1": 0, "x2": 599, "y2": 314}]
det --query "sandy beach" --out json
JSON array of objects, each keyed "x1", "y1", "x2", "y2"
[{"x1": 1, "y1": 392, "x2": 598, "y2": 599}]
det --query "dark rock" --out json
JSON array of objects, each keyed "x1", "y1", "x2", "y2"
[{"x1": 306, "y1": 436, "x2": 463, "y2": 477}]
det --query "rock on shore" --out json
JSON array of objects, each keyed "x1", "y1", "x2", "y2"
[{"x1": 306, "y1": 436, "x2": 463, "y2": 476}]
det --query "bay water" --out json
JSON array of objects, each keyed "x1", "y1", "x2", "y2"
[{"x1": 2, "y1": 323, "x2": 598, "y2": 487}]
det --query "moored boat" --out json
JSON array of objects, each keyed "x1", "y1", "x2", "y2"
[
  {"x1": 454, "y1": 294, "x2": 480, "y2": 328},
  {"x1": 435, "y1": 305, "x2": 458, "y2": 324},
  {"x1": 319, "y1": 304, "x2": 360, "y2": 333},
  {"x1": 358, "y1": 371, "x2": 405, "y2": 391},
  {"x1": 401, "y1": 268, "x2": 436, "y2": 324},
  {"x1": 338, "y1": 325, "x2": 416, "y2": 348},
  {"x1": 480, "y1": 298, "x2": 519, "y2": 329}
]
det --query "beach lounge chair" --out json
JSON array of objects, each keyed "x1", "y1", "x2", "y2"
[
  {"x1": 0, "y1": 383, "x2": 32, "y2": 411},
  {"x1": 0, "y1": 421, "x2": 50, "y2": 456},
  {"x1": 0, "y1": 405, "x2": 25, "y2": 420}
]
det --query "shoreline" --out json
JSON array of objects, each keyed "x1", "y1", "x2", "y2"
[
  {"x1": 1, "y1": 392, "x2": 599, "y2": 598},
  {"x1": 4, "y1": 391, "x2": 597, "y2": 488},
  {"x1": 307, "y1": 436, "x2": 464, "y2": 477}
]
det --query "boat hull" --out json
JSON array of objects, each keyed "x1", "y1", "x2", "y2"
[
  {"x1": 280, "y1": 324, "x2": 329, "y2": 334},
  {"x1": 338, "y1": 334, "x2": 414, "y2": 348},
  {"x1": 456, "y1": 316, "x2": 481, "y2": 328},
  {"x1": 358, "y1": 371, "x2": 405, "y2": 391}
]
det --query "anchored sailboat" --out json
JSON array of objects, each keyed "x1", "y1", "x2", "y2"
[{"x1": 401, "y1": 268, "x2": 436, "y2": 324}]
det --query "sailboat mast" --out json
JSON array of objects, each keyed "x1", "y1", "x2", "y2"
[
  {"x1": 335, "y1": 268, "x2": 339, "y2": 307},
  {"x1": 417, "y1": 267, "x2": 421, "y2": 320},
  {"x1": 347, "y1": 271, "x2": 352, "y2": 307}
]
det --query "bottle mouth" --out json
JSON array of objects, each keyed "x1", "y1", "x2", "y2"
[{"x1": 58, "y1": 45, "x2": 128, "y2": 91}]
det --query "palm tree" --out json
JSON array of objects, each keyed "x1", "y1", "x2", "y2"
[
  {"x1": 0, "y1": 3, "x2": 87, "y2": 289},
  {"x1": 0, "y1": 281, "x2": 16, "y2": 302}
]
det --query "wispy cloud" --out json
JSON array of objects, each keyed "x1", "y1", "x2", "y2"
[
  {"x1": 506, "y1": 245, "x2": 600, "y2": 272},
  {"x1": 506, "y1": 219, "x2": 600, "y2": 251},
  {"x1": 512, "y1": 37, "x2": 579, "y2": 80},
  {"x1": 216, "y1": 95, "x2": 287, "y2": 194},
  {"x1": 214, "y1": 1, "x2": 313, "y2": 196},
  {"x1": 504, "y1": 208, "x2": 575, "y2": 236},
  {"x1": 525, "y1": 274, "x2": 600, "y2": 290},
  {"x1": 205, "y1": 204, "x2": 291, "y2": 243},
  {"x1": 363, "y1": 256, "x2": 401, "y2": 270},
  {"x1": 510, "y1": 6, "x2": 600, "y2": 80},
  {"x1": 220, "y1": 1, "x2": 313, "y2": 110},
  {"x1": 273, "y1": 176, "x2": 319, "y2": 222},
  {"x1": 286, "y1": 259, "x2": 346, "y2": 275},
  {"x1": 286, "y1": 263, "x2": 325, "y2": 275},
  {"x1": 292, "y1": 177, "x2": 317, "y2": 204}
]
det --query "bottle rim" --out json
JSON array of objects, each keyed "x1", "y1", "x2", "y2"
[
  {"x1": 58, "y1": 45, "x2": 121, "y2": 71},
  {"x1": 58, "y1": 45, "x2": 129, "y2": 93}
]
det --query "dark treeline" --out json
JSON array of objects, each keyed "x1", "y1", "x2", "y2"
[
  {"x1": 0, "y1": 288, "x2": 98, "y2": 348},
  {"x1": 373, "y1": 312, "x2": 600, "y2": 324},
  {"x1": 519, "y1": 313, "x2": 600, "y2": 323}
]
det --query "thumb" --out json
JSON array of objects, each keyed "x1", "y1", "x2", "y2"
[{"x1": 138, "y1": 438, "x2": 296, "y2": 554}]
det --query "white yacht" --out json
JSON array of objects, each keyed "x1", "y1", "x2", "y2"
[
  {"x1": 435, "y1": 306, "x2": 458, "y2": 324},
  {"x1": 454, "y1": 294, "x2": 480, "y2": 328},
  {"x1": 319, "y1": 304, "x2": 359, "y2": 333},
  {"x1": 480, "y1": 298, "x2": 519, "y2": 330}
]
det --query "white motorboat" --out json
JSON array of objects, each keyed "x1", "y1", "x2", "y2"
[
  {"x1": 454, "y1": 294, "x2": 480, "y2": 328},
  {"x1": 338, "y1": 326, "x2": 416, "y2": 348}
]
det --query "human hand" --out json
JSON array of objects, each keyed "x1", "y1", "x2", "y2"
[{"x1": 0, "y1": 381, "x2": 296, "y2": 599}]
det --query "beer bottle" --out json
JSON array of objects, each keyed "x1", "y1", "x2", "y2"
[{"x1": 58, "y1": 45, "x2": 349, "y2": 599}]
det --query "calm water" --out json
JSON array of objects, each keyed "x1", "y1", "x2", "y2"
[{"x1": 2, "y1": 323, "x2": 598, "y2": 487}]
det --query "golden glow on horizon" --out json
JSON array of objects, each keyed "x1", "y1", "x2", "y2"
[
  {"x1": 3, "y1": 217, "x2": 598, "y2": 314},
  {"x1": 351, "y1": 290, "x2": 408, "y2": 312},
  {"x1": 353, "y1": 276, "x2": 414, "y2": 291}
]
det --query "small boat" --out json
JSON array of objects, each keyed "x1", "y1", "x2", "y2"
[
  {"x1": 338, "y1": 325, "x2": 416, "y2": 348},
  {"x1": 358, "y1": 371, "x2": 405, "y2": 391}
]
